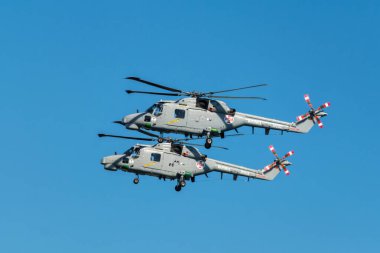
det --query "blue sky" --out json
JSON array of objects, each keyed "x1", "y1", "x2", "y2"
[{"x1": 1, "y1": 0, "x2": 379, "y2": 252}]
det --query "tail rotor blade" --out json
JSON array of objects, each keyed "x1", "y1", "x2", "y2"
[
  {"x1": 296, "y1": 112, "x2": 310, "y2": 122},
  {"x1": 315, "y1": 116, "x2": 324, "y2": 128},
  {"x1": 280, "y1": 164, "x2": 290, "y2": 175},
  {"x1": 269, "y1": 145, "x2": 280, "y2": 159},
  {"x1": 317, "y1": 102, "x2": 331, "y2": 111},
  {"x1": 304, "y1": 94, "x2": 314, "y2": 110},
  {"x1": 263, "y1": 162, "x2": 276, "y2": 172},
  {"x1": 283, "y1": 150, "x2": 295, "y2": 159}
]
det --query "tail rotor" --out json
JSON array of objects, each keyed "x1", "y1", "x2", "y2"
[
  {"x1": 296, "y1": 94, "x2": 330, "y2": 128},
  {"x1": 263, "y1": 145, "x2": 295, "y2": 176}
]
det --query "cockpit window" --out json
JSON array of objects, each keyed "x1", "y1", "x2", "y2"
[
  {"x1": 186, "y1": 146, "x2": 201, "y2": 158},
  {"x1": 146, "y1": 103, "x2": 164, "y2": 116},
  {"x1": 133, "y1": 148, "x2": 140, "y2": 156},
  {"x1": 153, "y1": 104, "x2": 163, "y2": 116},
  {"x1": 125, "y1": 147, "x2": 140, "y2": 158},
  {"x1": 150, "y1": 153, "x2": 161, "y2": 162},
  {"x1": 209, "y1": 100, "x2": 230, "y2": 114},
  {"x1": 146, "y1": 105, "x2": 155, "y2": 113},
  {"x1": 124, "y1": 147, "x2": 134, "y2": 156}
]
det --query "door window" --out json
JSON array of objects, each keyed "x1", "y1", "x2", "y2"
[
  {"x1": 174, "y1": 109, "x2": 185, "y2": 119},
  {"x1": 150, "y1": 153, "x2": 161, "y2": 162}
]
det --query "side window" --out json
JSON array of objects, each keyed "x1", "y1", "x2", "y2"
[
  {"x1": 150, "y1": 153, "x2": 161, "y2": 162},
  {"x1": 196, "y1": 99, "x2": 209, "y2": 109},
  {"x1": 174, "y1": 109, "x2": 185, "y2": 119},
  {"x1": 171, "y1": 144, "x2": 183, "y2": 155}
]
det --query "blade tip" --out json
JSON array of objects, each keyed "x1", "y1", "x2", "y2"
[{"x1": 126, "y1": 76, "x2": 139, "y2": 80}]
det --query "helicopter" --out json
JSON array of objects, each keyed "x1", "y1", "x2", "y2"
[
  {"x1": 99, "y1": 133, "x2": 295, "y2": 192},
  {"x1": 116, "y1": 77, "x2": 331, "y2": 148}
]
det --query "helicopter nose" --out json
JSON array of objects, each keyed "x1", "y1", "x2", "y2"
[
  {"x1": 101, "y1": 156, "x2": 119, "y2": 171},
  {"x1": 122, "y1": 113, "x2": 142, "y2": 129},
  {"x1": 122, "y1": 115, "x2": 132, "y2": 124}
]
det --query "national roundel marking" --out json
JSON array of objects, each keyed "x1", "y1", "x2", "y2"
[
  {"x1": 196, "y1": 160, "x2": 205, "y2": 170},
  {"x1": 224, "y1": 115, "x2": 234, "y2": 124}
]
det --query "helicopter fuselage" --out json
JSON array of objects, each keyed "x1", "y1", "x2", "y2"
[
  {"x1": 121, "y1": 97, "x2": 304, "y2": 138},
  {"x1": 101, "y1": 143, "x2": 281, "y2": 183}
]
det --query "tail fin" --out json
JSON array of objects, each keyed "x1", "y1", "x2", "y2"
[
  {"x1": 295, "y1": 117, "x2": 317, "y2": 133},
  {"x1": 262, "y1": 166, "x2": 281, "y2": 181}
]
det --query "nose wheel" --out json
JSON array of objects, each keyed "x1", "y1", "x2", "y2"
[{"x1": 133, "y1": 177, "x2": 139, "y2": 184}]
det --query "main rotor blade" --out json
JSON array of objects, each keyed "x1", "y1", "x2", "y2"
[
  {"x1": 113, "y1": 120, "x2": 125, "y2": 125},
  {"x1": 207, "y1": 95, "x2": 267, "y2": 100},
  {"x1": 98, "y1": 133, "x2": 156, "y2": 141},
  {"x1": 126, "y1": 77, "x2": 183, "y2": 93},
  {"x1": 137, "y1": 129, "x2": 161, "y2": 138},
  {"x1": 180, "y1": 142, "x2": 229, "y2": 150},
  {"x1": 126, "y1": 90, "x2": 181, "y2": 96},
  {"x1": 175, "y1": 133, "x2": 245, "y2": 142},
  {"x1": 224, "y1": 133, "x2": 245, "y2": 137},
  {"x1": 205, "y1": 84, "x2": 268, "y2": 95}
]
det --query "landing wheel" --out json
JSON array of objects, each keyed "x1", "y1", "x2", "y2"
[
  {"x1": 133, "y1": 178, "x2": 139, "y2": 184},
  {"x1": 180, "y1": 181, "x2": 186, "y2": 187},
  {"x1": 205, "y1": 138, "x2": 212, "y2": 149},
  {"x1": 175, "y1": 185, "x2": 182, "y2": 192},
  {"x1": 158, "y1": 138, "x2": 164, "y2": 143}
]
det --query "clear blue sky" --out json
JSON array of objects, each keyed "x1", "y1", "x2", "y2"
[{"x1": 1, "y1": 1, "x2": 379, "y2": 252}]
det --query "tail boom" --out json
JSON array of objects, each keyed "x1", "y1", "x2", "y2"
[
  {"x1": 206, "y1": 159, "x2": 281, "y2": 181},
  {"x1": 235, "y1": 112, "x2": 304, "y2": 134}
]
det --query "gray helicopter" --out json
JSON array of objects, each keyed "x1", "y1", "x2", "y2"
[
  {"x1": 117, "y1": 77, "x2": 331, "y2": 148},
  {"x1": 99, "y1": 134, "x2": 295, "y2": 192}
]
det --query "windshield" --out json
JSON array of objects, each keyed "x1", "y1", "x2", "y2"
[
  {"x1": 124, "y1": 146, "x2": 141, "y2": 157},
  {"x1": 124, "y1": 147, "x2": 134, "y2": 156},
  {"x1": 146, "y1": 104, "x2": 155, "y2": 113},
  {"x1": 132, "y1": 147, "x2": 141, "y2": 158},
  {"x1": 153, "y1": 104, "x2": 163, "y2": 116},
  {"x1": 186, "y1": 146, "x2": 202, "y2": 158},
  {"x1": 146, "y1": 103, "x2": 163, "y2": 116}
]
